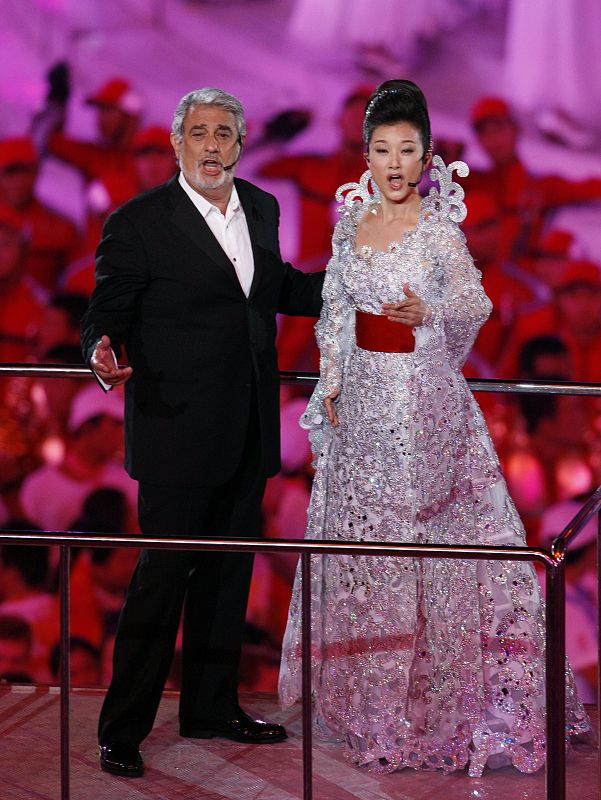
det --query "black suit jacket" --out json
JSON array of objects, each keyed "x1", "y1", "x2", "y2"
[{"x1": 81, "y1": 175, "x2": 324, "y2": 486}]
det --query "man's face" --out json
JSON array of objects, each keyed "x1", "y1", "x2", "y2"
[
  {"x1": 97, "y1": 105, "x2": 129, "y2": 143},
  {"x1": 339, "y1": 97, "x2": 368, "y2": 150},
  {"x1": 531, "y1": 352, "x2": 572, "y2": 378},
  {"x1": 0, "y1": 163, "x2": 37, "y2": 209},
  {"x1": 0, "y1": 637, "x2": 30, "y2": 675},
  {"x1": 77, "y1": 415, "x2": 123, "y2": 461},
  {"x1": 0, "y1": 226, "x2": 24, "y2": 281},
  {"x1": 70, "y1": 647, "x2": 101, "y2": 686},
  {"x1": 476, "y1": 117, "x2": 518, "y2": 167},
  {"x1": 463, "y1": 215, "x2": 501, "y2": 265},
  {"x1": 556, "y1": 284, "x2": 601, "y2": 336},
  {"x1": 38, "y1": 307, "x2": 78, "y2": 355},
  {"x1": 171, "y1": 104, "x2": 243, "y2": 194},
  {"x1": 134, "y1": 149, "x2": 176, "y2": 191}
]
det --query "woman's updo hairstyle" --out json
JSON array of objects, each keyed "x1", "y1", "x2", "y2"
[{"x1": 363, "y1": 79, "x2": 432, "y2": 158}]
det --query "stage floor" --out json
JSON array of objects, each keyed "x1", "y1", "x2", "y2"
[{"x1": 0, "y1": 685, "x2": 597, "y2": 800}]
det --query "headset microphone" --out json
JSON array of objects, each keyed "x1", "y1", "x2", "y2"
[
  {"x1": 407, "y1": 170, "x2": 424, "y2": 188},
  {"x1": 222, "y1": 136, "x2": 243, "y2": 172},
  {"x1": 407, "y1": 160, "x2": 428, "y2": 188}
]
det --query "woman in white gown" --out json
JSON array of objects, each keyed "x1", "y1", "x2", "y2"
[{"x1": 279, "y1": 80, "x2": 590, "y2": 776}]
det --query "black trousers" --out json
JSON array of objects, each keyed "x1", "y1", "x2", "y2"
[{"x1": 98, "y1": 407, "x2": 266, "y2": 747}]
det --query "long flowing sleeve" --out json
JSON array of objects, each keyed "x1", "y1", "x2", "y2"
[
  {"x1": 421, "y1": 218, "x2": 492, "y2": 371},
  {"x1": 300, "y1": 213, "x2": 355, "y2": 462}
]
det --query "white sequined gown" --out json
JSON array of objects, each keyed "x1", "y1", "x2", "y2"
[{"x1": 279, "y1": 159, "x2": 590, "y2": 776}]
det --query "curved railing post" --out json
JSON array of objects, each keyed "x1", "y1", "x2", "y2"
[
  {"x1": 598, "y1": 511, "x2": 601, "y2": 785},
  {"x1": 301, "y1": 552, "x2": 313, "y2": 800},
  {"x1": 551, "y1": 486, "x2": 601, "y2": 797},
  {"x1": 59, "y1": 545, "x2": 71, "y2": 800},
  {"x1": 545, "y1": 555, "x2": 566, "y2": 800}
]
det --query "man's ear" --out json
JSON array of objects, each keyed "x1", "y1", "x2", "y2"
[{"x1": 170, "y1": 133, "x2": 181, "y2": 163}]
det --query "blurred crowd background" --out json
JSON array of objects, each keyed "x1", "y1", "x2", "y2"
[{"x1": 0, "y1": 0, "x2": 600, "y2": 704}]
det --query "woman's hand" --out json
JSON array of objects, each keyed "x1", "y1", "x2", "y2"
[
  {"x1": 381, "y1": 283, "x2": 429, "y2": 326},
  {"x1": 324, "y1": 389, "x2": 340, "y2": 427}
]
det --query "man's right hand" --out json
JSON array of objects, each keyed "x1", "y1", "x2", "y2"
[{"x1": 90, "y1": 335, "x2": 133, "y2": 387}]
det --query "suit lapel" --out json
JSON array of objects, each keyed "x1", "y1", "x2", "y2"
[{"x1": 167, "y1": 176, "x2": 242, "y2": 291}]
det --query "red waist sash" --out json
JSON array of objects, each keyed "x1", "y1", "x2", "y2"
[{"x1": 355, "y1": 309, "x2": 415, "y2": 353}]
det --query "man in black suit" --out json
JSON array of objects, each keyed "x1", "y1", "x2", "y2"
[{"x1": 81, "y1": 87, "x2": 324, "y2": 777}]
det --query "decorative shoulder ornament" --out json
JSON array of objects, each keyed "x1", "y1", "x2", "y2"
[
  {"x1": 425, "y1": 155, "x2": 469, "y2": 223},
  {"x1": 335, "y1": 157, "x2": 469, "y2": 222},
  {"x1": 335, "y1": 169, "x2": 380, "y2": 209}
]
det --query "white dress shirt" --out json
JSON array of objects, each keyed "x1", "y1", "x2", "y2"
[{"x1": 178, "y1": 172, "x2": 255, "y2": 297}]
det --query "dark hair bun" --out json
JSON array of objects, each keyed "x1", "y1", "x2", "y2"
[
  {"x1": 364, "y1": 79, "x2": 431, "y2": 154},
  {"x1": 372, "y1": 79, "x2": 427, "y2": 110}
]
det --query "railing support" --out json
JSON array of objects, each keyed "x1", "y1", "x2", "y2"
[
  {"x1": 546, "y1": 557, "x2": 566, "y2": 800},
  {"x1": 301, "y1": 552, "x2": 313, "y2": 800},
  {"x1": 598, "y1": 512, "x2": 601, "y2": 786},
  {"x1": 59, "y1": 545, "x2": 71, "y2": 800}
]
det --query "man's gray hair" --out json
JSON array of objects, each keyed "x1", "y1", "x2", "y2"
[{"x1": 171, "y1": 88, "x2": 246, "y2": 142}]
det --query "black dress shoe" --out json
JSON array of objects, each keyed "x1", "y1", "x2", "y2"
[
  {"x1": 99, "y1": 742, "x2": 144, "y2": 777},
  {"x1": 180, "y1": 707, "x2": 287, "y2": 743}
]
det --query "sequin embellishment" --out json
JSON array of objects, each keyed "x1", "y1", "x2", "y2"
[{"x1": 336, "y1": 169, "x2": 381, "y2": 208}]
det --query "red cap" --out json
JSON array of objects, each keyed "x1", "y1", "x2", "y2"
[
  {"x1": 346, "y1": 83, "x2": 375, "y2": 101},
  {"x1": 537, "y1": 229, "x2": 574, "y2": 258},
  {"x1": 132, "y1": 126, "x2": 172, "y2": 154},
  {"x1": 470, "y1": 96, "x2": 512, "y2": 127},
  {"x1": 0, "y1": 204, "x2": 26, "y2": 235},
  {"x1": 86, "y1": 78, "x2": 143, "y2": 114},
  {"x1": 343, "y1": 84, "x2": 376, "y2": 110},
  {"x1": 68, "y1": 383, "x2": 124, "y2": 432},
  {"x1": 0, "y1": 136, "x2": 38, "y2": 169},
  {"x1": 556, "y1": 259, "x2": 601, "y2": 290}
]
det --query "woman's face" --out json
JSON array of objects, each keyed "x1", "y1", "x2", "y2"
[{"x1": 367, "y1": 121, "x2": 429, "y2": 203}]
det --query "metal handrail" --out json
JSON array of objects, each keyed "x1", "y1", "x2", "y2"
[
  {"x1": 1, "y1": 362, "x2": 600, "y2": 799},
  {"x1": 1, "y1": 362, "x2": 601, "y2": 395},
  {"x1": 0, "y1": 523, "x2": 599, "y2": 800},
  {"x1": 281, "y1": 371, "x2": 601, "y2": 396},
  {"x1": 552, "y1": 486, "x2": 601, "y2": 558}
]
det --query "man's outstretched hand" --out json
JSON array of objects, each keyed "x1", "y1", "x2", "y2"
[{"x1": 90, "y1": 335, "x2": 133, "y2": 387}]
